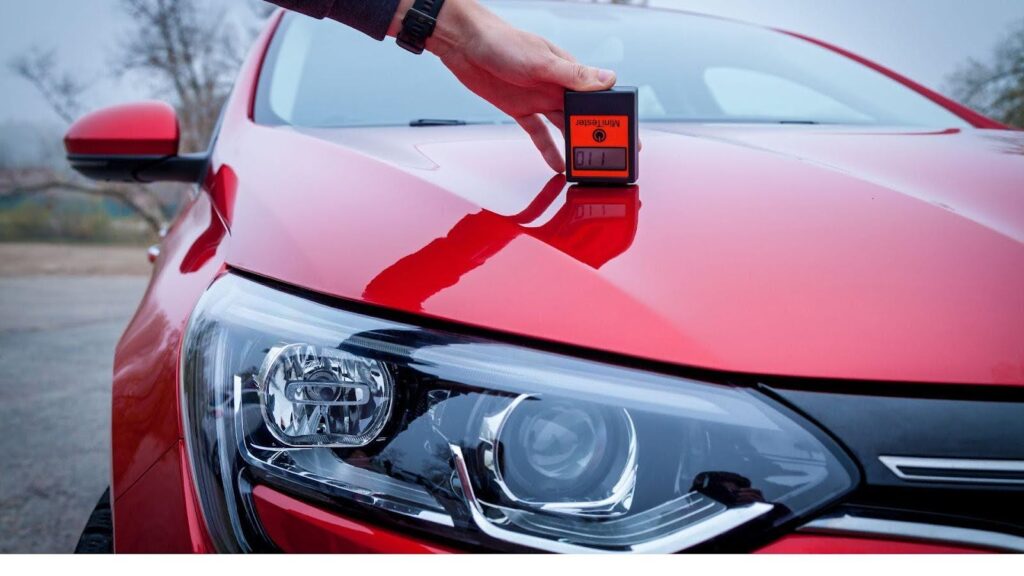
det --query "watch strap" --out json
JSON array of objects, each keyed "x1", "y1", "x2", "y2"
[{"x1": 396, "y1": 0, "x2": 446, "y2": 55}]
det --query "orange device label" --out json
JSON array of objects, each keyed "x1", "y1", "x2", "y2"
[{"x1": 568, "y1": 114, "x2": 630, "y2": 179}]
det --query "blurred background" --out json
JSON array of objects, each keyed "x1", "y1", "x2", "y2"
[{"x1": 0, "y1": 0, "x2": 1021, "y2": 553}]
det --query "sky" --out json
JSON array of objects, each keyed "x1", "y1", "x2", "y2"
[{"x1": 0, "y1": 0, "x2": 1022, "y2": 128}]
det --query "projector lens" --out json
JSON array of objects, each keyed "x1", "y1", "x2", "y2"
[{"x1": 497, "y1": 397, "x2": 635, "y2": 504}]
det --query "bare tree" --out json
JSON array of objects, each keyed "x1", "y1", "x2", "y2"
[
  {"x1": 9, "y1": 49, "x2": 87, "y2": 125},
  {"x1": 947, "y1": 19, "x2": 1024, "y2": 128},
  {"x1": 118, "y1": 0, "x2": 249, "y2": 152},
  {"x1": 0, "y1": 172, "x2": 168, "y2": 234},
  {"x1": 5, "y1": 51, "x2": 169, "y2": 235},
  {"x1": 0, "y1": 143, "x2": 13, "y2": 171},
  {"x1": 3, "y1": 0, "x2": 273, "y2": 236}
]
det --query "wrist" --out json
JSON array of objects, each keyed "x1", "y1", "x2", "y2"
[
  {"x1": 388, "y1": 0, "x2": 485, "y2": 57},
  {"x1": 428, "y1": 0, "x2": 485, "y2": 57},
  {"x1": 387, "y1": 0, "x2": 415, "y2": 38}
]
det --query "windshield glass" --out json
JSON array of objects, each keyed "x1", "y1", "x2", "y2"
[{"x1": 255, "y1": 1, "x2": 969, "y2": 128}]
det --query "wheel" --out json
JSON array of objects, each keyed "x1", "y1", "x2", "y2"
[{"x1": 74, "y1": 488, "x2": 113, "y2": 554}]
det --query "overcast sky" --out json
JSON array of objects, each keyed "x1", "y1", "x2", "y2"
[{"x1": 1, "y1": 0, "x2": 1022, "y2": 127}]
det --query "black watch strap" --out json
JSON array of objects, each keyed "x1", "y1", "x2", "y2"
[{"x1": 396, "y1": 0, "x2": 446, "y2": 54}]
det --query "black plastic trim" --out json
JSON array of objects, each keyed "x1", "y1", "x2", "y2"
[
  {"x1": 68, "y1": 153, "x2": 210, "y2": 184},
  {"x1": 768, "y1": 385, "x2": 1024, "y2": 533}
]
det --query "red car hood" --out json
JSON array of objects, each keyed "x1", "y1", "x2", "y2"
[{"x1": 219, "y1": 123, "x2": 1024, "y2": 386}]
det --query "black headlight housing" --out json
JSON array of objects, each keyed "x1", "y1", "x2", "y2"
[{"x1": 182, "y1": 273, "x2": 858, "y2": 552}]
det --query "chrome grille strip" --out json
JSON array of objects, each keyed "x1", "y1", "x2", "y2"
[
  {"x1": 800, "y1": 514, "x2": 1024, "y2": 553},
  {"x1": 879, "y1": 456, "x2": 1024, "y2": 485}
]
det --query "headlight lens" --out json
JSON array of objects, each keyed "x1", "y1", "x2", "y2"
[
  {"x1": 258, "y1": 343, "x2": 394, "y2": 447},
  {"x1": 182, "y1": 274, "x2": 856, "y2": 553}
]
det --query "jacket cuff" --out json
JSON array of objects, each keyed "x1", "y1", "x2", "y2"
[{"x1": 326, "y1": 0, "x2": 403, "y2": 41}]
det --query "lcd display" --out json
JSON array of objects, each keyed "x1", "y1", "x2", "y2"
[{"x1": 574, "y1": 147, "x2": 627, "y2": 171}]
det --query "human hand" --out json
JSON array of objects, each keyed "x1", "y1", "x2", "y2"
[{"x1": 390, "y1": 0, "x2": 617, "y2": 172}]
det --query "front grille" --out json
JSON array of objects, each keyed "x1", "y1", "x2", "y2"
[{"x1": 765, "y1": 383, "x2": 1024, "y2": 538}]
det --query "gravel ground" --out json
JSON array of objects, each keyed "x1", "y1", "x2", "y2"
[
  {"x1": 0, "y1": 247, "x2": 149, "y2": 552},
  {"x1": 0, "y1": 243, "x2": 152, "y2": 277}
]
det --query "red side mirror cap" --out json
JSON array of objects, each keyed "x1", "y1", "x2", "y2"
[{"x1": 64, "y1": 101, "x2": 180, "y2": 157}]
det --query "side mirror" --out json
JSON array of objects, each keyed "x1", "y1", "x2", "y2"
[{"x1": 64, "y1": 101, "x2": 208, "y2": 183}]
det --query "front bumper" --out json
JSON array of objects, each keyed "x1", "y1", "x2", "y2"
[
  {"x1": 115, "y1": 384, "x2": 1022, "y2": 553},
  {"x1": 250, "y1": 483, "x2": 1013, "y2": 553}
]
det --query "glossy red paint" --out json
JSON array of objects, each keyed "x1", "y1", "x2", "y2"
[
  {"x1": 218, "y1": 122, "x2": 1024, "y2": 387},
  {"x1": 110, "y1": 192, "x2": 226, "y2": 502},
  {"x1": 101, "y1": 4, "x2": 1024, "y2": 554},
  {"x1": 107, "y1": 12, "x2": 282, "y2": 552},
  {"x1": 64, "y1": 101, "x2": 180, "y2": 156},
  {"x1": 756, "y1": 534, "x2": 988, "y2": 554},
  {"x1": 253, "y1": 486, "x2": 454, "y2": 553},
  {"x1": 113, "y1": 442, "x2": 210, "y2": 553},
  {"x1": 202, "y1": 7, "x2": 1023, "y2": 389},
  {"x1": 250, "y1": 487, "x2": 995, "y2": 555},
  {"x1": 363, "y1": 176, "x2": 640, "y2": 309}
]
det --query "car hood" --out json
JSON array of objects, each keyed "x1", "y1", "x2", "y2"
[{"x1": 218, "y1": 123, "x2": 1024, "y2": 386}]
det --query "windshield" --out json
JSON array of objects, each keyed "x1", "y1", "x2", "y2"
[{"x1": 254, "y1": 1, "x2": 969, "y2": 128}]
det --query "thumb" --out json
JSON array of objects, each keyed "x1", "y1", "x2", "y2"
[{"x1": 543, "y1": 57, "x2": 616, "y2": 91}]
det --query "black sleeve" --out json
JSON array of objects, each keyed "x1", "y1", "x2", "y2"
[{"x1": 267, "y1": 0, "x2": 402, "y2": 41}]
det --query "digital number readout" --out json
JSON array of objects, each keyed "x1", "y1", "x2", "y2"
[{"x1": 574, "y1": 147, "x2": 627, "y2": 171}]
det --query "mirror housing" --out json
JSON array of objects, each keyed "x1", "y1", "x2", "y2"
[{"x1": 64, "y1": 101, "x2": 209, "y2": 183}]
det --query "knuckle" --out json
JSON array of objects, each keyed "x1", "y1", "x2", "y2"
[{"x1": 572, "y1": 63, "x2": 589, "y2": 83}]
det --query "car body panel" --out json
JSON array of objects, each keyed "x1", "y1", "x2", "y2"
[
  {"x1": 107, "y1": 13, "x2": 277, "y2": 549},
  {"x1": 113, "y1": 442, "x2": 212, "y2": 553},
  {"x1": 110, "y1": 191, "x2": 228, "y2": 499},
  {"x1": 214, "y1": 121, "x2": 1024, "y2": 387},
  {"x1": 252, "y1": 486, "x2": 454, "y2": 554},
  {"x1": 755, "y1": 534, "x2": 988, "y2": 554},
  {"x1": 255, "y1": 484, "x2": 987, "y2": 554},
  {"x1": 106, "y1": 5, "x2": 1023, "y2": 554}
]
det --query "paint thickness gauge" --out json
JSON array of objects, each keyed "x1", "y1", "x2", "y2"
[{"x1": 565, "y1": 87, "x2": 638, "y2": 185}]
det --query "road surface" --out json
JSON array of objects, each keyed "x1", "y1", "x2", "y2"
[{"x1": 0, "y1": 273, "x2": 148, "y2": 552}]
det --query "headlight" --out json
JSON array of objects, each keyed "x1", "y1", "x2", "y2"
[{"x1": 182, "y1": 274, "x2": 857, "y2": 553}]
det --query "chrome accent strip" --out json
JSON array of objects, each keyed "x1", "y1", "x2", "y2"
[
  {"x1": 880, "y1": 456, "x2": 1024, "y2": 485},
  {"x1": 800, "y1": 514, "x2": 1024, "y2": 552},
  {"x1": 451, "y1": 445, "x2": 773, "y2": 553}
]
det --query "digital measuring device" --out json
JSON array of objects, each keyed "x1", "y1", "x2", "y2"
[{"x1": 565, "y1": 87, "x2": 638, "y2": 185}]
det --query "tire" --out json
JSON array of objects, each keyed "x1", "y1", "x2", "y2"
[{"x1": 75, "y1": 488, "x2": 113, "y2": 554}]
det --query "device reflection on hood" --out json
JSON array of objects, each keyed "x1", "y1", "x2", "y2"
[{"x1": 363, "y1": 175, "x2": 641, "y2": 311}]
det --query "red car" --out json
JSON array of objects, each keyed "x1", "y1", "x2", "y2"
[{"x1": 66, "y1": 2, "x2": 1023, "y2": 553}]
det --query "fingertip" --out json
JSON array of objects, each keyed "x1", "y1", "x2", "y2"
[
  {"x1": 517, "y1": 114, "x2": 566, "y2": 173},
  {"x1": 597, "y1": 68, "x2": 616, "y2": 88},
  {"x1": 544, "y1": 148, "x2": 566, "y2": 173}
]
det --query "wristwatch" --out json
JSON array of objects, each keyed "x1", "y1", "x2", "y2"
[{"x1": 396, "y1": 0, "x2": 447, "y2": 55}]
